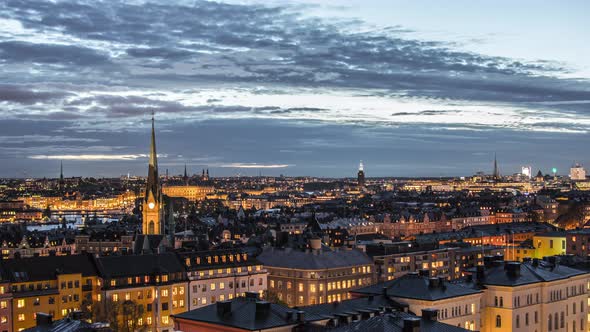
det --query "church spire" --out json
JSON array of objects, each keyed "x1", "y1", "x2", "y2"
[
  {"x1": 143, "y1": 111, "x2": 163, "y2": 235},
  {"x1": 145, "y1": 111, "x2": 160, "y2": 200},
  {"x1": 493, "y1": 153, "x2": 500, "y2": 179},
  {"x1": 149, "y1": 111, "x2": 158, "y2": 170},
  {"x1": 58, "y1": 160, "x2": 64, "y2": 192}
]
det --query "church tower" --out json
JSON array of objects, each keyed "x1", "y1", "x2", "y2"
[{"x1": 142, "y1": 113, "x2": 164, "y2": 235}]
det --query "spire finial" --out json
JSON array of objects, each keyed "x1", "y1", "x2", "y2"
[{"x1": 359, "y1": 160, "x2": 364, "y2": 171}]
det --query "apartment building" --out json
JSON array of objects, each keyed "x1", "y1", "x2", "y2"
[
  {"x1": 0, "y1": 254, "x2": 100, "y2": 331},
  {"x1": 178, "y1": 249, "x2": 267, "y2": 310},
  {"x1": 475, "y1": 257, "x2": 589, "y2": 332},
  {"x1": 258, "y1": 240, "x2": 375, "y2": 307},
  {"x1": 95, "y1": 253, "x2": 188, "y2": 332}
]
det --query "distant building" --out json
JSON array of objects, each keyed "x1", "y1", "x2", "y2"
[
  {"x1": 570, "y1": 163, "x2": 586, "y2": 181},
  {"x1": 357, "y1": 161, "x2": 365, "y2": 188},
  {"x1": 521, "y1": 166, "x2": 532, "y2": 179}
]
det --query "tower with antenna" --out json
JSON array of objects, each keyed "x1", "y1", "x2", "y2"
[{"x1": 357, "y1": 160, "x2": 365, "y2": 188}]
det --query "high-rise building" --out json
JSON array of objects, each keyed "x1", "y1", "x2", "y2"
[
  {"x1": 570, "y1": 163, "x2": 586, "y2": 181},
  {"x1": 357, "y1": 160, "x2": 365, "y2": 187},
  {"x1": 521, "y1": 165, "x2": 532, "y2": 179},
  {"x1": 142, "y1": 113, "x2": 164, "y2": 235}
]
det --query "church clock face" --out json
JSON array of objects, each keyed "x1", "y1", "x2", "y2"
[{"x1": 148, "y1": 202, "x2": 155, "y2": 209}]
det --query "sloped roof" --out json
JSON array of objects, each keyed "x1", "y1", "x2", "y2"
[
  {"x1": 328, "y1": 311, "x2": 471, "y2": 332},
  {"x1": 173, "y1": 297, "x2": 299, "y2": 331},
  {"x1": 95, "y1": 252, "x2": 184, "y2": 279},
  {"x1": 257, "y1": 247, "x2": 372, "y2": 270},
  {"x1": 352, "y1": 273, "x2": 481, "y2": 301},
  {"x1": 0, "y1": 254, "x2": 99, "y2": 282}
]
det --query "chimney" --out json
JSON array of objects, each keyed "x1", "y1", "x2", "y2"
[
  {"x1": 382, "y1": 286, "x2": 389, "y2": 296},
  {"x1": 402, "y1": 317, "x2": 421, "y2": 332},
  {"x1": 476, "y1": 265, "x2": 485, "y2": 282},
  {"x1": 483, "y1": 255, "x2": 493, "y2": 267},
  {"x1": 297, "y1": 311, "x2": 305, "y2": 323},
  {"x1": 216, "y1": 300, "x2": 232, "y2": 316},
  {"x1": 309, "y1": 237, "x2": 322, "y2": 251},
  {"x1": 255, "y1": 301, "x2": 271, "y2": 317},
  {"x1": 245, "y1": 291, "x2": 259, "y2": 300},
  {"x1": 422, "y1": 308, "x2": 439, "y2": 321},
  {"x1": 532, "y1": 258, "x2": 539, "y2": 267},
  {"x1": 428, "y1": 277, "x2": 439, "y2": 288},
  {"x1": 506, "y1": 262, "x2": 521, "y2": 278},
  {"x1": 286, "y1": 311, "x2": 294, "y2": 321},
  {"x1": 36, "y1": 313, "x2": 53, "y2": 326}
]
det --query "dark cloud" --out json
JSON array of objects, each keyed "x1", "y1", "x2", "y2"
[
  {"x1": 0, "y1": 41, "x2": 111, "y2": 66},
  {"x1": 0, "y1": 84, "x2": 71, "y2": 104}
]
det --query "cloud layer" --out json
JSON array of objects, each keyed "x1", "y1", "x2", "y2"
[{"x1": 0, "y1": 0, "x2": 589, "y2": 177}]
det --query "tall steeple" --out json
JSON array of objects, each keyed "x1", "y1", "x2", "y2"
[
  {"x1": 493, "y1": 153, "x2": 500, "y2": 180},
  {"x1": 58, "y1": 161, "x2": 64, "y2": 192},
  {"x1": 183, "y1": 164, "x2": 189, "y2": 185},
  {"x1": 143, "y1": 112, "x2": 164, "y2": 235}
]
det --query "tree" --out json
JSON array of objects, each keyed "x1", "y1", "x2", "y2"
[
  {"x1": 121, "y1": 300, "x2": 146, "y2": 332},
  {"x1": 264, "y1": 290, "x2": 287, "y2": 306}
]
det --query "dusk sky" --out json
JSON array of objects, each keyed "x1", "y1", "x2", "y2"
[{"x1": 1, "y1": 0, "x2": 589, "y2": 178}]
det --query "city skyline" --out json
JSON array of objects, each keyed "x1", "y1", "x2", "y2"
[{"x1": 1, "y1": 0, "x2": 590, "y2": 177}]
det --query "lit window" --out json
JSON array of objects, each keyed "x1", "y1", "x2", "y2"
[
  {"x1": 17, "y1": 299, "x2": 25, "y2": 308},
  {"x1": 112, "y1": 294, "x2": 118, "y2": 301},
  {"x1": 18, "y1": 314, "x2": 25, "y2": 321}
]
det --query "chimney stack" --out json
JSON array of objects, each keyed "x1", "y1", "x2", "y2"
[
  {"x1": 216, "y1": 300, "x2": 232, "y2": 316},
  {"x1": 422, "y1": 308, "x2": 439, "y2": 321},
  {"x1": 402, "y1": 317, "x2": 421, "y2": 332}
]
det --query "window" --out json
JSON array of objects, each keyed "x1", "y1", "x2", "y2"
[
  {"x1": 112, "y1": 294, "x2": 118, "y2": 301},
  {"x1": 220, "y1": 282, "x2": 225, "y2": 290},
  {"x1": 560, "y1": 312, "x2": 564, "y2": 328},
  {"x1": 548, "y1": 315, "x2": 552, "y2": 331},
  {"x1": 161, "y1": 289, "x2": 169, "y2": 297},
  {"x1": 516, "y1": 315, "x2": 520, "y2": 328},
  {"x1": 525, "y1": 313, "x2": 529, "y2": 326},
  {"x1": 499, "y1": 297, "x2": 503, "y2": 307},
  {"x1": 554, "y1": 313, "x2": 558, "y2": 330},
  {"x1": 17, "y1": 299, "x2": 25, "y2": 308},
  {"x1": 495, "y1": 315, "x2": 501, "y2": 328},
  {"x1": 18, "y1": 313, "x2": 25, "y2": 321}
]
